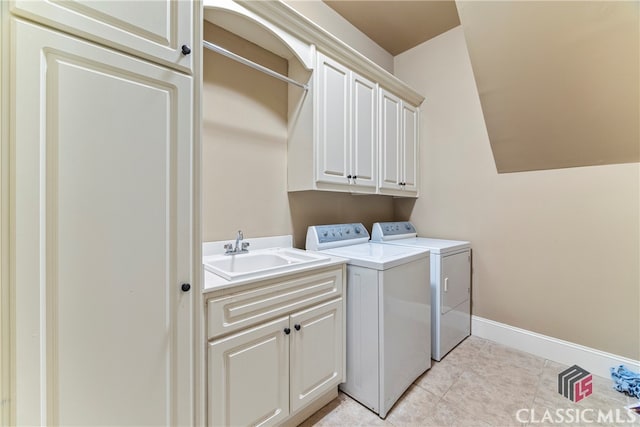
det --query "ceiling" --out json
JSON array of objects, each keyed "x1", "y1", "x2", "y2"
[{"x1": 323, "y1": 0, "x2": 460, "y2": 55}]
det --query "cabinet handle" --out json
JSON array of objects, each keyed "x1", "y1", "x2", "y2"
[
  {"x1": 181, "y1": 45, "x2": 192, "y2": 55},
  {"x1": 181, "y1": 283, "x2": 191, "y2": 292},
  {"x1": 347, "y1": 175, "x2": 352, "y2": 180},
  {"x1": 294, "y1": 324, "x2": 301, "y2": 331},
  {"x1": 284, "y1": 327, "x2": 291, "y2": 335},
  {"x1": 353, "y1": 175, "x2": 357, "y2": 180}
]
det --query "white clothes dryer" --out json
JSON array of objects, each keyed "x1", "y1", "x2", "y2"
[
  {"x1": 306, "y1": 223, "x2": 431, "y2": 418},
  {"x1": 372, "y1": 222, "x2": 471, "y2": 361}
]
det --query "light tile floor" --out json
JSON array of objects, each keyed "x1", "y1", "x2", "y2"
[{"x1": 299, "y1": 336, "x2": 640, "y2": 427}]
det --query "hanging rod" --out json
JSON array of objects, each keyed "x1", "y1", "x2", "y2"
[{"x1": 203, "y1": 40, "x2": 309, "y2": 91}]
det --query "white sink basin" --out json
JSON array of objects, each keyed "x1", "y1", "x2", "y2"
[{"x1": 203, "y1": 248, "x2": 331, "y2": 281}]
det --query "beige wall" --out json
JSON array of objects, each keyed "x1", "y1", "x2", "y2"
[
  {"x1": 284, "y1": 0, "x2": 394, "y2": 73},
  {"x1": 394, "y1": 27, "x2": 640, "y2": 359},
  {"x1": 289, "y1": 192, "x2": 394, "y2": 249},
  {"x1": 202, "y1": 22, "x2": 393, "y2": 246}
]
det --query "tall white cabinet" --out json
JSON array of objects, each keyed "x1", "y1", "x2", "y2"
[
  {"x1": 9, "y1": 0, "x2": 193, "y2": 73},
  {"x1": 6, "y1": 3, "x2": 195, "y2": 426}
]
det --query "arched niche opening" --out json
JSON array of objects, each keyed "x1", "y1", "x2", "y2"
[
  {"x1": 201, "y1": 1, "x2": 311, "y2": 242},
  {"x1": 204, "y1": 0, "x2": 314, "y2": 72}
]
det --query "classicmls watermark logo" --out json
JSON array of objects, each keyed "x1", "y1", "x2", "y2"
[
  {"x1": 515, "y1": 408, "x2": 638, "y2": 424},
  {"x1": 558, "y1": 365, "x2": 593, "y2": 402},
  {"x1": 515, "y1": 364, "x2": 638, "y2": 424}
]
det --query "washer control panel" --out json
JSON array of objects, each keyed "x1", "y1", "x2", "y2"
[{"x1": 306, "y1": 223, "x2": 370, "y2": 250}]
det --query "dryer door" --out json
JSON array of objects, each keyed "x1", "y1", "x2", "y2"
[{"x1": 440, "y1": 251, "x2": 471, "y2": 314}]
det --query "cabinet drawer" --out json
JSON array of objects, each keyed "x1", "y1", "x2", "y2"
[{"x1": 207, "y1": 267, "x2": 343, "y2": 339}]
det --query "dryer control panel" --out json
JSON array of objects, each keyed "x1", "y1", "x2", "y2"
[
  {"x1": 371, "y1": 222, "x2": 417, "y2": 241},
  {"x1": 306, "y1": 223, "x2": 369, "y2": 250}
]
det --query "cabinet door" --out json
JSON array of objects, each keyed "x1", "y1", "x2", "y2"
[
  {"x1": 316, "y1": 52, "x2": 351, "y2": 186},
  {"x1": 402, "y1": 103, "x2": 419, "y2": 195},
  {"x1": 290, "y1": 298, "x2": 343, "y2": 413},
  {"x1": 379, "y1": 89, "x2": 402, "y2": 191},
  {"x1": 351, "y1": 73, "x2": 378, "y2": 191},
  {"x1": 10, "y1": 0, "x2": 193, "y2": 73},
  {"x1": 209, "y1": 317, "x2": 290, "y2": 427},
  {"x1": 12, "y1": 19, "x2": 193, "y2": 426}
]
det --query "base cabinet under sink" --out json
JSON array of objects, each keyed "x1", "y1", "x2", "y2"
[
  {"x1": 290, "y1": 298, "x2": 343, "y2": 413},
  {"x1": 208, "y1": 316, "x2": 290, "y2": 426},
  {"x1": 206, "y1": 266, "x2": 345, "y2": 426}
]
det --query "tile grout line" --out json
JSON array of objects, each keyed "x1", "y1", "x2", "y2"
[{"x1": 522, "y1": 358, "x2": 550, "y2": 427}]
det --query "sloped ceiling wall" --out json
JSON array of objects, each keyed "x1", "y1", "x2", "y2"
[{"x1": 456, "y1": 1, "x2": 639, "y2": 173}]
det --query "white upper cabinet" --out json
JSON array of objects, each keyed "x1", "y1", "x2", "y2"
[
  {"x1": 402, "y1": 103, "x2": 419, "y2": 194},
  {"x1": 379, "y1": 90, "x2": 402, "y2": 191},
  {"x1": 10, "y1": 0, "x2": 193, "y2": 73},
  {"x1": 11, "y1": 18, "x2": 193, "y2": 426},
  {"x1": 290, "y1": 52, "x2": 377, "y2": 194},
  {"x1": 290, "y1": 53, "x2": 420, "y2": 197},
  {"x1": 379, "y1": 89, "x2": 420, "y2": 197},
  {"x1": 316, "y1": 53, "x2": 351, "y2": 186},
  {"x1": 351, "y1": 73, "x2": 378, "y2": 190},
  {"x1": 316, "y1": 53, "x2": 377, "y2": 191}
]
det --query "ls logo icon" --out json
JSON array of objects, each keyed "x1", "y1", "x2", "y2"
[{"x1": 558, "y1": 365, "x2": 593, "y2": 402}]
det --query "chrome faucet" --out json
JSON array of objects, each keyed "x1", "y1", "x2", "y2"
[
  {"x1": 235, "y1": 230, "x2": 243, "y2": 251},
  {"x1": 225, "y1": 230, "x2": 250, "y2": 255}
]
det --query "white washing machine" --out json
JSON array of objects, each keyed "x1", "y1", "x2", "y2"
[
  {"x1": 306, "y1": 223, "x2": 431, "y2": 418},
  {"x1": 372, "y1": 222, "x2": 471, "y2": 361}
]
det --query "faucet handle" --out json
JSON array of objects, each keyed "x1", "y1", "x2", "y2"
[
  {"x1": 224, "y1": 243, "x2": 233, "y2": 252},
  {"x1": 242, "y1": 242, "x2": 250, "y2": 250}
]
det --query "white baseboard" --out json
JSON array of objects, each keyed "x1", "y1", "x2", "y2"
[{"x1": 471, "y1": 315, "x2": 640, "y2": 379}]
